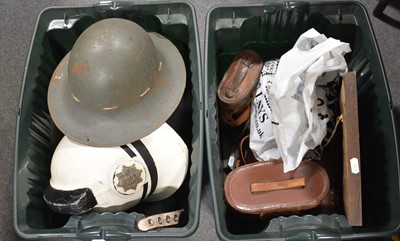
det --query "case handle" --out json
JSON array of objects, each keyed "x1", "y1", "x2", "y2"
[{"x1": 250, "y1": 177, "x2": 306, "y2": 193}]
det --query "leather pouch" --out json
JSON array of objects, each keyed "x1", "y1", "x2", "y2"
[
  {"x1": 224, "y1": 160, "x2": 330, "y2": 216},
  {"x1": 218, "y1": 49, "x2": 263, "y2": 126}
]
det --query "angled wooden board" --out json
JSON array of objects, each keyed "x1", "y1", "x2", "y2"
[{"x1": 339, "y1": 71, "x2": 362, "y2": 226}]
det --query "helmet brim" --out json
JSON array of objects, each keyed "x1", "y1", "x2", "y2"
[{"x1": 48, "y1": 32, "x2": 186, "y2": 147}]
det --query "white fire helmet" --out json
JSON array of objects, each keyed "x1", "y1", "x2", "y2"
[{"x1": 43, "y1": 123, "x2": 188, "y2": 214}]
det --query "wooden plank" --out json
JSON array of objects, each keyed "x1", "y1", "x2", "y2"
[{"x1": 339, "y1": 71, "x2": 362, "y2": 226}]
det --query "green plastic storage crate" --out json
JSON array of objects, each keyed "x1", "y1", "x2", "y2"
[
  {"x1": 205, "y1": 1, "x2": 400, "y2": 240},
  {"x1": 14, "y1": 1, "x2": 203, "y2": 240}
]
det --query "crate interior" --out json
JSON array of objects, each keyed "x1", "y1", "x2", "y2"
[
  {"x1": 15, "y1": 3, "x2": 202, "y2": 239},
  {"x1": 206, "y1": 2, "x2": 400, "y2": 240}
]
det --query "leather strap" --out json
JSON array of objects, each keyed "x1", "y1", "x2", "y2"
[
  {"x1": 220, "y1": 104, "x2": 251, "y2": 127},
  {"x1": 225, "y1": 56, "x2": 253, "y2": 98},
  {"x1": 238, "y1": 134, "x2": 250, "y2": 167},
  {"x1": 138, "y1": 209, "x2": 184, "y2": 231},
  {"x1": 250, "y1": 177, "x2": 306, "y2": 193},
  {"x1": 235, "y1": 134, "x2": 258, "y2": 168}
]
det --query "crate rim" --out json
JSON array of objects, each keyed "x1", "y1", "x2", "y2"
[{"x1": 13, "y1": 0, "x2": 204, "y2": 239}]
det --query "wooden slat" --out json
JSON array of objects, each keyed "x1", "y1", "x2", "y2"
[{"x1": 339, "y1": 71, "x2": 363, "y2": 226}]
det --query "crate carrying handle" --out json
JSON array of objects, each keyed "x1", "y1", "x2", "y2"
[
  {"x1": 77, "y1": 209, "x2": 184, "y2": 240},
  {"x1": 78, "y1": 228, "x2": 131, "y2": 241},
  {"x1": 96, "y1": 1, "x2": 119, "y2": 9},
  {"x1": 285, "y1": 228, "x2": 342, "y2": 241}
]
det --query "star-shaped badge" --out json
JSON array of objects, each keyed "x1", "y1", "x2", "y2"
[{"x1": 115, "y1": 163, "x2": 143, "y2": 192}]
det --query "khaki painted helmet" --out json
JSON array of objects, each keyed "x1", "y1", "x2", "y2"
[{"x1": 48, "y1": 18, "x2": 186, "y2": 147}]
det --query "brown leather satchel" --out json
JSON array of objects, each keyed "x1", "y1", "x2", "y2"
[
  {"x1": 224, "y1": 160, "x2": 330, "y2": 216},
  {"x1": 218, "y1": 49, "x2": 263, "y2": 126}
]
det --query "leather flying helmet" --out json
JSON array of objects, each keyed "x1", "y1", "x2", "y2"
[{"x1": 48, "y1": 18, "x2": 186, "y2": 147}]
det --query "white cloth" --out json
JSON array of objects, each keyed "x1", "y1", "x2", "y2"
[
  {"x1": 249, "y1": 28, "x2": 351, "y2": 173},
  {"x1": 249, "y1": 59, "x2": 281, "y2": 162}
]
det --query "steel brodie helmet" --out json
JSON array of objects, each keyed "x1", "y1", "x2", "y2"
[{"x1": 48, "y1": 18, "x2": 186, "y2": 147}]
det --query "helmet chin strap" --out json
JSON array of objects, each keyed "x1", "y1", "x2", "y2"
[{"x1": 43, "y1": 186, "x2": 97, "y2": 215}]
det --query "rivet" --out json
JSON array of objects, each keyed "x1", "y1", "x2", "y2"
[{"x1": 166, "y1": 215, "x2": 171, "y2": 223}]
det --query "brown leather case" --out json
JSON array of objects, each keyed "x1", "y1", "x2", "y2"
[
  {"x1": 224, "y1": 160, "x2": 330, "y2": 216},
  {"x1": 217, "y1": 49, "x2": 263, "y2": 126}
]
